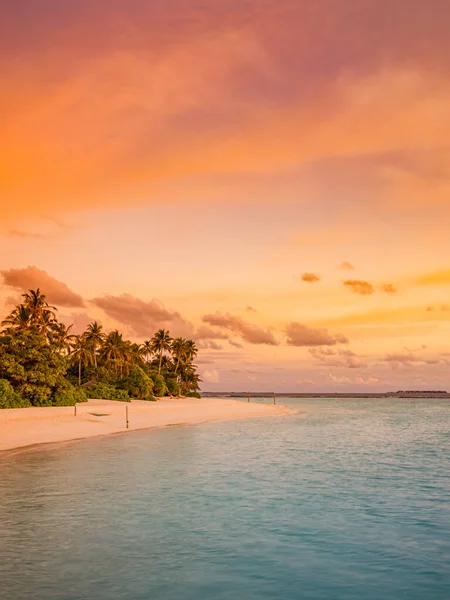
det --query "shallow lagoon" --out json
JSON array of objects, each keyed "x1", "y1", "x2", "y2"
[{"x1": 1, "y1": 398, "x2": 449, "y2": 599}]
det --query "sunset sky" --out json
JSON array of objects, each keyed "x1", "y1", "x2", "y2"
[{"x1": 1, "y1": 0, "x2": 450, "y2": 392}]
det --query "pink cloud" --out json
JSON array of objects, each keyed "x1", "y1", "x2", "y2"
[
  {"x1": 309, "y1": 347, "x2": 367, "y2": 368},
  {"x1": 1, "y1": 265, "x2": 85, "y2": 307}
]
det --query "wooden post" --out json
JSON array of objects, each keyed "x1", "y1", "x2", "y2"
[
  {"x1": 126, "y1": 405, "x2": 129, "y2": 429},
  {"x1": 273, "y1": 392, "x2": 276, "y2": 405},
  {"x1": 74, "y1": 404, "x2": 77, "y2": 417},
  {"x1": 247, "y1": 391, "x2": 250, "y2": 403}
]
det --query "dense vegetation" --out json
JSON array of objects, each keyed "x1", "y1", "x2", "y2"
[{"x1": 0, "y1": 289, "x2": 201, "y2": 408}]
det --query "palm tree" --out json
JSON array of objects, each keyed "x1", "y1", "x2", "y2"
[
  {"x1": 140, "y1": 340, "x2": 153, "y2": 364},
  {"x1": 120, "y1": 341, "x2": 142, "y2": 376},
  {"x1": 171, "y1": 337, "x2": 187, "y2": 374},
  {"x1": 49, "y1": 322, "x2": 76, "y2": 355},
  {"x1": 159, "y1": 354, "x2": 174, "y2": 373},
  {"x1": 150, "y1": 329, "x2": 172, "y2": 374},
  {"x1": 22, "y1": 289, "x2": 57, "y2": 332},
  {"x1": 129, "y1": 343, "x2": 145, "y2": 367},
  {"x1": 70, "y1": 335, "x2": 94, "y2": 385},
  {"x1": 180, "y1": 366, "x2": 201, "y2": 394},
  {"x1": 184, "y1": 339, "x2": 198, "y2": 362},
  {"x1": 100, "y1": 330, "x2": 129, "y2": 376},
  {"x1": 1, "y1": 305, "x2": 31, "y2": 330},
  {"x1": 84, "y1": 321, "x2": 105, "y2": 367}
]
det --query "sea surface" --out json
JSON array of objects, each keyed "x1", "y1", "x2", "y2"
[{"x1": 1, "y1": 398, "x2": 449, "y2": 600}]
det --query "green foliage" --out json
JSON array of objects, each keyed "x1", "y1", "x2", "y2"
[
  {"x1": 152, "y1": 373, "x2": 168, "y2": 397},
  {"x1": 74, "y1": 387, "x2": 88, "y2": 403},
  {"x1": 113, "y1": 389, "x2": 130, "y2": 401},
  {"x1": 52, "y1": 381, "x2": 88, "y2": 406},
  {"x1": 150, "y1": 329, "x2": 172, "y2": 374},
  {"x1": 86, "y1": 383, "x2": 130, "y2": 402},
  {"x1": 0, "y1": 289, "x2": 202, "y2": 409},
  {"x1": 0, "y1": 379, "x2": 30, "y2": 408},
  {"x1": 96, "y1": 366, "x2": 120, "y2": 384},
  {"x1": 24, "y1": 385, "x2": 53, "y2": 406},
  {"x1": 81, "y1": 365, "x2": 119, "y2": 386},
  {"x1": 120, "y1": 367, "x2": 154, "y2": 400},
  {"x1": 186, "y1": 391, "x2": 201, "y2": 399},
  {"x1": 165, "y1": 377, "x2": 180, "y2": 396},
  {"x1": 0, "y1": 329, "x2": 68, "y2": 407}
]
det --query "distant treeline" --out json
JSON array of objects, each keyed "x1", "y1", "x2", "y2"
[{"x1": 394, "y1": 390, "x2": 447, "y2": 394}]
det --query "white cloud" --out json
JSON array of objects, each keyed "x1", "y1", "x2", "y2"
[{"x1": 201, "y1": 369, "x2": 220, "y2": 383}]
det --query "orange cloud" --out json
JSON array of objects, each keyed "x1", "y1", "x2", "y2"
[
  {"x1": 202, "y1": 312, "x2": 278, "y2": 345},
  {"x1": 1, "y1": 266, "x2": 85, "y2": 307},
  {"x1": 301, "y1": 273, "x2": 321, "y2": 283},
  {"x1": 91, "y1": 293, "x2": 195, "y2": 339},
  {"x1": 314, "y1": 305, "x2": 450, "y2": 329},
  {"x1": 343, "y1": 280, "x2": 375, "y2": 295},
  {"x1": 285, "y1": 323, "x2": 348, "y2": 347},
  {"x1": 339, "y1": 262, "x2": 355, "y2": 270},
  {"x1": 425, "y1": 305, "x2": 449, "y2": 313},
  {"x1": 7, "y1": 230, "x2": 52, "y2": 240},
  {"x1": 415, "y1": 269, "x2": 450, "y2": 286},
  {"x1": 2, "y1": 22, "x2": 450, "y2": 225},
  {"x1": 380, "y1": 283, "x2": 397, "y2": 294}
]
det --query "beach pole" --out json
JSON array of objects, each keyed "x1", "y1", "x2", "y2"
[
  {"x1": 126, "y1": 405, "x2": 129, "y2": 429},
  {"x1": 247, "y1": 391, "x2": 250, "y2": 403},
  {"x1": 273, "y1": 392, "x2": 276, "y2": 405},
  {"x1": 74, "y1": 404, "x2": 77, "y2": 417}
]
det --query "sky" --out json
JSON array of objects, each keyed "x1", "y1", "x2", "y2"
[{"x1": 1, "y1": 0, "x2": 450, "y2": 392}]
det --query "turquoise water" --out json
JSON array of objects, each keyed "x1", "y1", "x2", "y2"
[{"x1": 1, "y1": 398, "x2": 449, "y2": 599}]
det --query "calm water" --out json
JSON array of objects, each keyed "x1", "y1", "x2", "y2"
[{"x1": 1, "y1": 398, "x2": 449, "y2": 599}]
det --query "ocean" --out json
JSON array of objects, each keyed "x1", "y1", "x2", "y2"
[{"x1": 1, "y1": 398, "x2": 449, "y2": 599}]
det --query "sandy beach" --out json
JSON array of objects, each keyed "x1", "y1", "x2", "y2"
[{"x1": 0, "y1": 397, "x2": 294, "y2": 454}]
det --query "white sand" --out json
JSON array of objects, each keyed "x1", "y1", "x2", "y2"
[{"x1": 0, "y1": 397, "x2": 294, "y2": 454}]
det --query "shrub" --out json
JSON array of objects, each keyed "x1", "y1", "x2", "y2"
[
  {"x1": 74, "y1": 387, "x2": 88, "y2": 403},
  {"x1": 85, "y1": 383, "x2": 113, "y2": 399},
  {"x1": 19, "y1": 384, "x2": 53, "y2": 406},
  {"x1": 86, "y1": 383, "x2": 130, "y2": 402},
  {"x1": 52, "y1": 382, "x2": 88, "y2": 406},
  {"x1": 186, "y1": 391, "x2": 201, "y2": 399},
  {"x1": 0, "y1": 379, "x2": 30, "y2": 409},
  {"x1": 152, "y1": 373, "x2": 167, "y2": 397},
  {"x1": 120, "y1": 367, "x2": 154, "y2": 400},
  {"x1": 165, "y1": 377, "x2": 180, "y2": 396},
  {"x1": 113, "y1": 388, "x2": 130, "y2": 401},
  {"x1": 53, "y1": 387, "x2": 77, "y2": 406}
]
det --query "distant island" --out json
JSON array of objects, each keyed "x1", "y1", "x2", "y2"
[{"x1": 203, "y1": 391, "x2": 450, "y2": 399}]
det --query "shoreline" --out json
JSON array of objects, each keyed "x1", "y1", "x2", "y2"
[{"x1": 0, "y1": 397, "x2": 296, "y2": 457}]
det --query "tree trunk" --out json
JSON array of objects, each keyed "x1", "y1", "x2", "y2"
[
  {"x1": 78, "y1": 357, "x2": 81, "y2": 386},
  {"x1": 158, "y1": 352, "x2": 162, "y2": 374}
]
